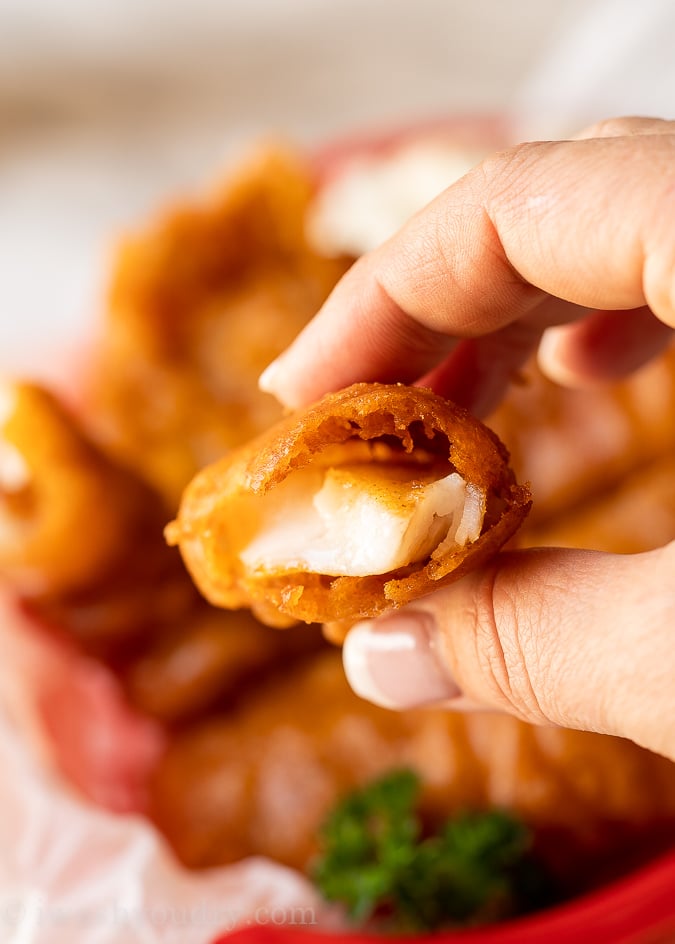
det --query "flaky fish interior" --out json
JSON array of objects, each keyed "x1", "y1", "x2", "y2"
[{"x1": 231, "y1": 440, "x2": 484, "y2": 579}]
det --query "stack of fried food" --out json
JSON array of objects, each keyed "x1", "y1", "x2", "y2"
[{"x1": 1, "y1": 144, "x2": 675, "y2": 904}]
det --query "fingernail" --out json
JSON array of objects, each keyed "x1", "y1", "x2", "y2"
[
  {"x1": 343, "y1": 611, "x2": 462, "y2": 710},
  {"x1": 537, "y1": 328, "x2": 577, "y2": 388},
  {"x1": 259, "y1": 359, "x2": 304, "y2": 410},
  {"x1": 258, "y1": 359, "x2": 280, "y2": 392},
  {"x1": 258, "y1": 359, "x2": 288, "y2": 399}
]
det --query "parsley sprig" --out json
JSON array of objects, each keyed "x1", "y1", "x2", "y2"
[{"x1": 312, "y1": 769, "x2": 555, "y2": 932}]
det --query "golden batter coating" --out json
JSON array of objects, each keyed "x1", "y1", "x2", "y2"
[{"x1": 167, "y1": 383, "x2": 531, "y2": 627}]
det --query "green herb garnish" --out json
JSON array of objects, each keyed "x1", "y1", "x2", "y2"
[{"x1": 312, "y1": 769, "x2": 555, "y2": 932}]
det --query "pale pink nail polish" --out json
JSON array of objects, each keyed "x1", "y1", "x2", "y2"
[
  {"x1": 343, "y1": 611, "x2": 461, "y2": 710},
  {"x1": 258, "y1": 359, "x2": 283, "y2": 395},
  {"x1": 258, "y1": 359, "x2": 301, "y2": 409}
]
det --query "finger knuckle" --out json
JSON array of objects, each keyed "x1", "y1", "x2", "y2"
[
  {"x1": 478, "y1": 141, "x2": 547, "y2": 203},
  {"x1": 582, "y1": 116, "x2": 635, "y2": 139},
  {"x1": 580, "y1": 116, "x2": 675, "y2": 139},
  {"x1": 468, "y1": 564, "x2": 549, "y2": 722}
]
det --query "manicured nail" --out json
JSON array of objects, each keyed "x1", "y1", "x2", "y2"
[
  {"x1": 537, "y1": 328, "x2": 577, "y2": 388},
  {"x1": 258, "y1": 359, "x2": 287, "y2": 397},
  {"x1": 259, "y1": 359, "x2": 304, "y2": 410},
  {"x1": 343, "y1": 611, "x2": 461, "y2": 710}
]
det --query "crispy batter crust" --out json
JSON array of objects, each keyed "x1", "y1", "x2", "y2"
[{"x1": 168, "y1": 383, "x2": 531, "y2": 627}]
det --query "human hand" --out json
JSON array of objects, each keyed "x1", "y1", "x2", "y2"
[{"x1": 259, "y1": 117, "x2": 675, "y2": 760}]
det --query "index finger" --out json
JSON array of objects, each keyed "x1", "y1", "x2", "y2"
[{"x1": 260, "y1": 134, "x2": 675, "y2": 408}]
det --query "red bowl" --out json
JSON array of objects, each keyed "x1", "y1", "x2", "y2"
[{"x1": 216, "y1": 848, "x2": 675, "y2": 943}]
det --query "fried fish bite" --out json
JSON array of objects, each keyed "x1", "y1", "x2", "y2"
[
  {"x1": 89, "y1": 146, "x2": 350, "y2": 506},
  {"x1": 0, "y1": 381, "x2": 327, "y2": 703},
  {"x1": 123, "y1": 611, "x2": 325, "y2": 725},
  {"x1": 167, "y1": 383, "x2": 531, "y2": 628},
  {"x1": 520, "y1": 453, "x2": 675, "y2": 556},
  {"x1": 0, "y1": 381, "x2": 160, "y2": 599},
  {"x1": 0, "y1": 380, "x2": 199, "y2": 654},
  {"x1": 489, "y1": 346, "x2": 675, "y2": 526},
  {"x1": 150, "y1": 649, "x2": 675, "y2": 891}
]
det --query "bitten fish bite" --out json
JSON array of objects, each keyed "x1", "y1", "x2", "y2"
[{"x1": 166, "y1": 383, "x2": 531, "y2": 629}]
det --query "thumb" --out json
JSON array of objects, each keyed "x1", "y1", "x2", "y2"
[{"x1": 342, "y1": 543, "x2": 675, "y2": 760}]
